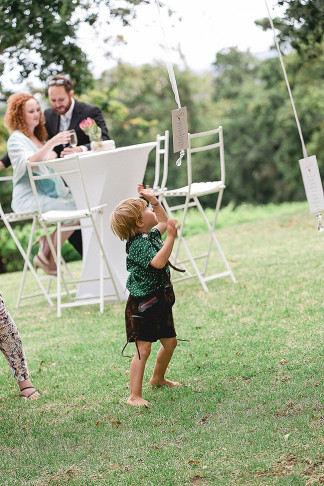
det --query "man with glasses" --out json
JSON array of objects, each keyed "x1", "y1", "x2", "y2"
[{"x1": 45, "y1": 74, "x2": 109, "y2": 158}]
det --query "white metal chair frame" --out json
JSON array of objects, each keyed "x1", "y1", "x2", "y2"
[
  {"x1": 159, "y1": 126, "x2": 236, "y2": 291},
  {"x1": 26, "y1": 155, "x2": 120, "y2": 316},
  {"x1": 0, "y1": 175, "x2": 55, "y2": 308},
  {"x1": 153, "y1": 130, "x2": 169, "y2": 197}
]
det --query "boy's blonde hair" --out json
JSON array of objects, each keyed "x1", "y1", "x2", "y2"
[{"x1": 110, "y1": 197, "x2": 147, "y2": 241}]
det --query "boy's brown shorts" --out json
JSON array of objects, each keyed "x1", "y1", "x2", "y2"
[{"x1": 125, "y1": 292, "x2": 176, "y2": 343}]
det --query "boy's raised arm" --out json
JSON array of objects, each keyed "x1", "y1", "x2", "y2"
[
  {"x1": 150, "y1": 219, "x2": 178, "y2": 269},
  {"x1": 138, "y1": 184, "x2": 168, "y2": 235}
]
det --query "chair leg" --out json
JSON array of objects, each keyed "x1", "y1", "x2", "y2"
[
  {"x1": 57, "y1": 222, "x2": 62, "y2": 318},
  {"x1": 160, "y1": 196, "x2": 189, "y2": 277},
  {"x1": 180, "y1": 235, "x2": 209, "y2": 292},
  {"x1": 99, "y1": 213, "x2": 104, "y2": 313},
  {"x1": 199, "y1": 192, "x2": 222, "y2": 276},
  {"x1": 195, "y1": 194, "x2": 236, "y2": 284},
  {"x1": 162, "y1": 193, "x2": 236, "y2": 289},
  {"x1": 1, "y1": 216, "x2": 55, "y2": 308},
  {"x1": 161, "y1": 195, "x2": 208, "y2": 290},
  {"x1": 172, "y1": 195, "x2": 190, "y2": 267},
  {"x1": 16, "y1": 216, "x2": 37, "y2": 308}
]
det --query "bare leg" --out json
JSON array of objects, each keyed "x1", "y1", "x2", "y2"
[
  {"x1": 47, "y1": 226, "x2": 76, "y2": 271},
  {"x1": 35, "y1": 225, "x2": 77, "y2": 274},
  {"x1": 150, "y1": 337, "x2": 179, "y2": 387},
  {"x1": 127, "y1": 340, "x2": 151, "y2": 407}
]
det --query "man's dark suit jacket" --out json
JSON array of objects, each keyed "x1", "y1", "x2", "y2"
[
  {"x1": 44, "y1": 99, "x2": 110, "y2": 157},
  {"x1": 1, "y1": 99, "x2": 109, "y2": 166}
]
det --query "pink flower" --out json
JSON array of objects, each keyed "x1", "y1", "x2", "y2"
[
  {"x1": 79, "y1": 117, "x2": 102, "y2": 141},
  {"x1": 79, "y1": 118, "x2": 94, "y2": 130}
]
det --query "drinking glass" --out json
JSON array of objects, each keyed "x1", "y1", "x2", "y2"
[{"x1": 68, "y1": 129, "x2": 78, "y2": 151}]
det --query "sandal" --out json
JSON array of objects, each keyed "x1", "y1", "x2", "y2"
[
  {"x1": 33, "y1": 254, "x2": 57, "y2": 276},
  {"x1": 20, "y1": 386, "x2": 39, "y2": 399}
]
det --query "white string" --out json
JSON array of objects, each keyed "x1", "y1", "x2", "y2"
[
  {"x1": 154, "y1": 0, "x2": 185, "y2": 166},
  {"x1": 264, "y1": 0, "x2": 308, "y2": 159},
  {"x1": 264, "y1": 0, "x2": 324, "y2": 230}
]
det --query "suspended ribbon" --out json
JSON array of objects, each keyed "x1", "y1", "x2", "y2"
[{"x1": 155, "y1": 0, "x2": 185, "y2": 166}]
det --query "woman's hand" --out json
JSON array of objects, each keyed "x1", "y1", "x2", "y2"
[
  {"x1": 51, "y1": 131, "x2": 71, "y2": 148},
  {"x1": 28, "y1": 131, "x2": 71, "y2": 163}
]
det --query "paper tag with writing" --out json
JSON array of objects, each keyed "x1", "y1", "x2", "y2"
[
  {"x1": 299, "y1": 155, "x2": 324, "y2": 213},
  {"x1": 171, "y1": 107, "x2": 189, "y2": 153}
]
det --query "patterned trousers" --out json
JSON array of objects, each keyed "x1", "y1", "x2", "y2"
[{"x1": 0, "y1": 294, "x2": 29, "y2": 383}]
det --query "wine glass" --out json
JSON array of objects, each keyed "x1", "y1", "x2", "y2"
[{"x1": 68, "y1": 129, "x2": 78, "y2": 152}]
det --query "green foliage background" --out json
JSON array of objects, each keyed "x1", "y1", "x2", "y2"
[
  {"x1": 1, "y1": 46, "x2": 324, "y2": 272},
  {"x1": 0, "y1": 0, "x2": 150, "y2": 96},
  {"x1": 1, "y1": 0, "x2": 324, "y2": 272},
  {"x1": 83, "y1": 46, "x2": 324, "y2": 208}
]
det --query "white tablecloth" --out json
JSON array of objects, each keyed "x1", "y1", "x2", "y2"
[{"x1": 50, "y1": 142, "x2": 156, "y2": 301}]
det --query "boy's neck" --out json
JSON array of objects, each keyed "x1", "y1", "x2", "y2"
[{"x1": 136, "y1": 224, "x2": 154, "y2": 235}]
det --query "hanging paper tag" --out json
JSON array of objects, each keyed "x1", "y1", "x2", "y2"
[
  {"x1": 171, "y1": 107, "x2": 189, "y2": 153},
  {"x1": 299, "y1": 155, "x2": 324, "y2": 213}
]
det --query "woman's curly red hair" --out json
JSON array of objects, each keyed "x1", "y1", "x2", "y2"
[{"x1": 4, "y1": 93, "x2": 47, "y2": 142}]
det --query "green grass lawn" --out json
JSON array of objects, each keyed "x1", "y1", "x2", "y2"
[{"x1": 0, "y1": 202, "x2": 323, "y2": 485}]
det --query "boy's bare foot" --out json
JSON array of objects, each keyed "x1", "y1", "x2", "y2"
[
  {"x1": 126, "y1": 396, "x2": 150, "y2": 407},
  {"x1": 150, "y1": 378, "x2": 180, "y2": 387}
]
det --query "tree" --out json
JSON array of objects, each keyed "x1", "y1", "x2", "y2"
[
  {"x1": 211, "y1": 46, "x2": 324, "y2": 206},
  {"x1": 0, "y1": 0, "x2": 151, "y2": 97},
  {"x1": 212, "y1": 47, "x2": 259, "y2": 100},
  {"x1": 256, "y1": 0, "x2": 324, "y2": 58}
]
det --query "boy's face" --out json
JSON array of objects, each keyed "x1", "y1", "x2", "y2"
[{"x1": 139, "y1": 206, "x2": 157, "y2": 231}]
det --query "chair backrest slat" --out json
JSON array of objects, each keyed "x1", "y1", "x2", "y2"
[
  {"x1": 189, "y1": 127, "x2": 221, "y2": 139},
  {"x1": 187, "y1": 126, "x2": 225, "y2": 187},
  {"x1": 190, "y1": 142, "x2": 221, "y2": 154}
]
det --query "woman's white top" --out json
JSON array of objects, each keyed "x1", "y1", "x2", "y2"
[{"x1": 7, "y1": 130, "x2": 76, "y2": 213}]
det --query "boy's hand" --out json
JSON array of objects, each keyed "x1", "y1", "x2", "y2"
[
  {"x1": 138, "y1": 184, "x2": 158, "y2": 205},
  {"x1": 167, "y1": 218, "x2": 179, "y2": 238}
]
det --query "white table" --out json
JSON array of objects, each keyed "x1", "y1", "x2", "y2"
[{"x1": 50, "y1": 142, "x2": 156, "y2": 301}]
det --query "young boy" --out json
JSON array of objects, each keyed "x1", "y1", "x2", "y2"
[{"x1": 110, "y1": 184, "x2": 179, "y2": 407}]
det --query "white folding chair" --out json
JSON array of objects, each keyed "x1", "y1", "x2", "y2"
[
  {"x1": 153, "y1": 130, "x2": 169, "y2": 197},
  {"x1": 159, "y1": 126, "x2": 236, "y2": 291},
  {"x1": 26, "y1": 155, "x2": 119, "y2": 316},
  {"x1": 0, "y1": 175, "x2": 55, "y2": 308}
]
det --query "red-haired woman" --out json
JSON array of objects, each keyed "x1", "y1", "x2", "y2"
[{"x1": 4, "y1": 93, "x2": 77, "y2": 275}]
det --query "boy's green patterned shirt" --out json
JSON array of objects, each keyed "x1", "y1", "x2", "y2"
[{"x1": 126, "y1": 228, "x2": 170, "y2": 297}]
